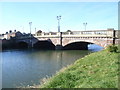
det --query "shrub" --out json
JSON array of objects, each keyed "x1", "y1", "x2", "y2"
[{"x1": 106, "y1": 45, "x2": 118, "y2": 52}]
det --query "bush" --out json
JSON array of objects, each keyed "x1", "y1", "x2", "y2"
[{"x1": 106, "y1": 45, "x2": 118, "y2": 52}]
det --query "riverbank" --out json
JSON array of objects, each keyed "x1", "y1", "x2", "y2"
[{"x1": 40, "y1": 49, "x2": 119, "y2": 88}]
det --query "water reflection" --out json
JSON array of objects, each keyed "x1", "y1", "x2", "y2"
[
  {"x1": 2, "y1": 50, "x2": 91, "y2": 88},
  {"x1": 2, "y1": 44, "x2": 103, "y2": 88}
]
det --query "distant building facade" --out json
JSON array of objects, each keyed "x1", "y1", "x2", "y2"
[{"x1": 0, "y1": 30, "x2": 23, "y2": 40}]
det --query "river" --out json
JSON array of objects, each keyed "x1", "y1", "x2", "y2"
[{"x1": 1, "y1": 44, "x2": 103, "y2": 88}]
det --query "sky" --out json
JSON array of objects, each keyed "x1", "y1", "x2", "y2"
[{"x1": 0, "y1": 2, "x2": 119, "y2": 34}]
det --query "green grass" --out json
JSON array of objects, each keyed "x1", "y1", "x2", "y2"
[
  {"x1": 40, "y1": 49, "x2": 119, "y2": 88},
  {"x1": 118, "y1": 44, "x2": 120, "y2": 52}
]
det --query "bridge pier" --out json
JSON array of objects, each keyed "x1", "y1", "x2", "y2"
[
  {"x1": 28, "y1": 45, "x2": 33, "y2": 49},
  {"x1": 55, "y1": 32, "x2": 63, "y2": 50},
  {"x1": 28, "y1": 42, "x2": 33, "y2": 49},
  {"x1": 55, "y1": 45, "x2": 63, "y2": 50}
]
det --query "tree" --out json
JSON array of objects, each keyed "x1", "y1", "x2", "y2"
[
  {"x1": 14, "y1": 30, "x2": 16, "y2": 32},
  {"x1": 66, "y1": 30, "x2": 72, "y2": 32},
  {"x1": 9, "y1": 30, "x2": 12, "y2": 33},
  {"x1": 37, "y1": 30, "x2": 42, "y2": 33},
  {"x1": 6, "y1": 32, "x2": 8, "y2": 34}
]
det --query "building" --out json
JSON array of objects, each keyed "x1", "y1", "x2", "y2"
[{"x1": 0, "y1": 30, "x2": 23, "y2": 40}]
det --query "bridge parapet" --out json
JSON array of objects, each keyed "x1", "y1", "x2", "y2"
[
  {"x1": 16, "y1": 29, "x2": 119, "y2": 41},
  {"x1": 34, "y1": 29, "x2": 116, "y2": 38}
]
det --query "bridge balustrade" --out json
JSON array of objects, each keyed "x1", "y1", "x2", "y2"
[
  {"x1": 44, "y1": 33, "x2": 49, "y2": 35},
  {"x1": 34, "y1": 30, "x2": 115, "y2": 38},
  {"x1": 51, "y1": 32, "x2": 57, "y2": 35},
  {"x1": 63, "y1": 30, "x2": 113, "y2": 37}
]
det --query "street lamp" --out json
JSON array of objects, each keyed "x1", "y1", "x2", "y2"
[
  {"x1": 29, "y1": 22, "x2": 32, "y2": 47},
  {"x1": 29, "y1": 22, "x2": 32, "y2": 34},
  {"x1": 57, "y1": 15, "x2": 61, "y2": 32},
  {"x1": 35, "y1": 27, "x2": 36, "y2": 34},
  {"x1": 83, "y1": 22, "x2": 87, "y2": 31}
]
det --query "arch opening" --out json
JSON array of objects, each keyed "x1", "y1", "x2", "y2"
[
  {"x1": 33, "y1": 41, "x2": 55, "y2": 50},
  {"x1": 88, "y1": 44, "x2": 103, "y2": 52},
  {"x1": 63, "y1": 41, "x2": 104, "y2": 51},
  {"x1": 16, "y1": 41, "x2": 28, "y2": 49},
  {"x1": 63, "y1": 42, "x2": 90, "y2": 50}
]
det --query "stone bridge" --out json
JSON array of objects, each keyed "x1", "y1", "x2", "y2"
[{"x1": 16, "y1": 29, "x2": 120, "y2": 50}]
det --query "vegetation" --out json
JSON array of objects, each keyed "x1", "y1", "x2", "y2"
[
  {"x1": 40, "y1": 48, "x2": 119, "y2": 88},
  {"x1": 106, "y1": 44, "x2": 118, "y2": 52},
  {"x1": 66, "y1": 30, "x2": 72, "y2": 32}
]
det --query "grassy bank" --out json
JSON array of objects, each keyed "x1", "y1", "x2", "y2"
[{"x1": 40, "y1": 49, "x2": 119, "y2": 88}]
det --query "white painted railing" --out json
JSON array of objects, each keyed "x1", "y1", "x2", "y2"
[
  {"x1": 17, "y1": 29, "x2": 120, "y2": 39},
  {"x1": 34, "y1": 30, "x2": 115, "y2": 38}
]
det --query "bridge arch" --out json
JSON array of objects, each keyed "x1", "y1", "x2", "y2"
[
  {"x1": 33, "y1": 40, "x2": 55, "y2": 50},
  {"x1": 62, "y1": 37, "x2": 110, "y2": 48}
]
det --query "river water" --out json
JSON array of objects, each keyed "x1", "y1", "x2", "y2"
[{"x1": 1, "y1": 44, "x2": 103, "y2": 88}]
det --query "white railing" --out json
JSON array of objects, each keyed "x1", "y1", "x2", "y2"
[
  {"x1": 16, "y1": 29, "x2": 119, "y2": 39},
  {"x1": 34, "y1": 30, "x2": 115, "y2": 38}
]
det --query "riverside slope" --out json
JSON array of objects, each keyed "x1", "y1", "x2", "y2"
[{"x1": 41, "y1": 50, "x2": 119, "y2": 88}]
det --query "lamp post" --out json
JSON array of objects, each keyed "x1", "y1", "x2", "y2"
[
  {"x1": 83, "y1": 22, "x2": 87, "y2": 31},
  {"x1": 35, "y1": 27, "x2": 36, "y2": 34},
  {"x1": 29, "y1": 22, "x2": 32, "y2": 34},
  {"x1": 29, "y1": 22, "x2": 32, "y2": 48},
  {"x1": 57, "y1": 15, "x2": 61, "y2": 32},
  {"x1": 56, "y1": 15, "x2": 63, "y2": 49}
]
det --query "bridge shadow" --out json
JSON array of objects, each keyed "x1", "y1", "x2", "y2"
[
  {"x1": 2, "y1": 35, "x2": 56, "y2": 50},
  {"x1": 33, "y1": 41, "x2": 55, "y2": 50},
  {"x1": 16, "y1": 41, "x2": 28, "y2": 49}
]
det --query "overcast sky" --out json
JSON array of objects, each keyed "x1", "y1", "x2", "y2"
[{"x1": 0, "y1": 2, "x2": 118, "y2": 34}]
